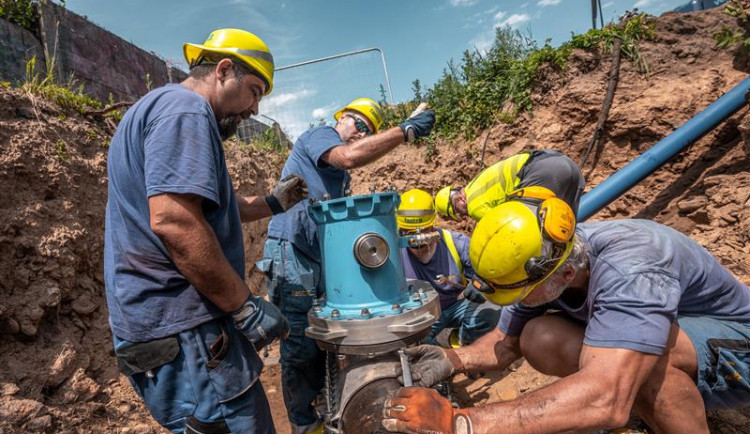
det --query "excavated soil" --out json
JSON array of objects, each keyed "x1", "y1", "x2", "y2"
[{"x1": 1, "y1": 4, "x2": 750, "y2": 434}]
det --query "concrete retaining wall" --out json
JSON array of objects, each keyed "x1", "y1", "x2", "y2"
[
  {"x1": 0, "y1": 18, "x2": 46, "y2": 83},
  {"x1": 0, "y1": 1, "x2": 186, "y2": 102}
]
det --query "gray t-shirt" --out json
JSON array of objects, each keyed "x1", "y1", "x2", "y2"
[{"x1": 498, "y1": 219, "x2": 750, "y2": 355}]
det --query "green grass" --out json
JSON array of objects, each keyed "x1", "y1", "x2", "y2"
[
  {"x1": 21, "y1": 56, "x2": 104, "y2": 114},
  {"x1": 379, "y1": 13, "x2": 656, "y2": 141}
]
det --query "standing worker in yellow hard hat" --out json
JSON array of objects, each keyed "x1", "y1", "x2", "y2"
[
  {"x1": 397, "y1": 189, "x2": 501, "y2": 347},
  {"x1": 105, "y1": 28, "x2": 309, "y2": 434},
  {"x1": 434, "y1": 149, "x2": 585, "y2": 222},
  {"x1": 384, "y1": 201, "x2": 750, "y2": 434},
  {"x1": 260, "y1": 100, "x2": 436, "y2": 433}
]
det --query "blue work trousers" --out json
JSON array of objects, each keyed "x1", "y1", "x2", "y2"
[
  {"x1": 259, "y1": 238, "x2": 325, "y2": 428},
  {"x1": 425, "y1": 298, "x2": 502, "y2": 346},
  {"x1": 115, "y1": 317, "x2": 274, "y2": 433}
]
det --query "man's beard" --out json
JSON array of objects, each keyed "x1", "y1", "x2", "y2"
[
  {"x1": 521, "y1": 276, "x2": 567, "y2": 307},
  {"x1": 218, "y1": 116, "x2": 240, "y2": 140}
]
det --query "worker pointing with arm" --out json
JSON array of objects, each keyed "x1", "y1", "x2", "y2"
[
  {"x1": 105, "y1": 28, "x2": 308, "y2": 434},
  {"x1": 260, "y1": 99, "x2": 435, "y2": 433},
  {"x1": 384, "y1": 199, "x2": 750, "y2": 433}
]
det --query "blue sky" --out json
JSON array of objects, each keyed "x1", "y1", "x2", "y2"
[{"x1": 64, "y1": 0, "x2": 694, "y2": 139}]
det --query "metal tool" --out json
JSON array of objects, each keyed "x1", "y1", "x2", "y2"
[{"x1": 398, "y1": 349, "x2": 413, "y2": 387}]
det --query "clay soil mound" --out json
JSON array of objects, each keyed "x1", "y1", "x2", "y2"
[
  {"x1": 0, "y1": 87, "x2": 284, "y2": 432},
  {"x1": 1, "y1": 4, "x2": 750, "y2": 434}
]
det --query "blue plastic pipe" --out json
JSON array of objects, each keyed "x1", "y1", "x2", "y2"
[{"x1": 578, "y1": 76, "x2": 750, "y2": 221}]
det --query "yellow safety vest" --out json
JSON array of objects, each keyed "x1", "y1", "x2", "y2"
[
  {"x1": 441, "y1": 229, "x2": 466, "y2": 285},
  {"x1": 464, "y1": 152, "x2": 531, "y2": 221}
]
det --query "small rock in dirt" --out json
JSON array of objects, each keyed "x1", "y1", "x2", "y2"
[
  {"x1": 0, "y1": 397, "x2": 46, "y2": 424},
  {"x1": 25, "y1": 414, "x2": 53, "y2": 431},
  {"x1": 677, "y1": 196, "x2": 708, "y2": 214},
  {"x1": 59, "y1": 368, "x2": 101, "y2": 403},
  {"x1": 71, "y1": 293, "x2": 98, "y2": 315},
  {"x1": 46, "y1": 342, "x2": 80, "y2": 388},
  {"x1": 1, "y1": 383, "x2": 20, "y2": 396}
]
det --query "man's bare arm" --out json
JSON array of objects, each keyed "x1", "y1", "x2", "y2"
[
  {"x1": 455, "y1": 328, "x2": 523, "y2": 373},
  {"x1": 149, "y1": 193, "x2": 249, "y2": 312},
  {"x1": 236, "y1": 194, "x2": 272, "y2": 222},
  {"x1": 468, "y1": 345, "x2": 660, "y2": 433},
  {"x1": 322, "y1": 127, "x2": 405, "y2": 170}
]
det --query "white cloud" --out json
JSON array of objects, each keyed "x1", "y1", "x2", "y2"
[
  {"x1": 311, "y1": 103, "x2": 338, "y2": 120},
  {"x1": 469, "y1": 10, "x2": 532, "y2": 53},
  {"x1": 602, "y1": 1, "x2": 614, "y2": 7},
  {"x1": 634, "y1": 0, "x2": 654, "y2": 8},
  {"x1": 499, "y1": 13, "x2": 531, "y2": 27},
  {"x1": 520, "y1": 2, "x2": 530, "y2": 8},
  {"x1": 260, "y1": 88, "x2": 316, "y2": 111},
  {"x1": 537, "y1": 0, "x2": 561, "y2": 6},
  {"x1": 450, "y1": 0, "x2": 479, "y2": 6}
]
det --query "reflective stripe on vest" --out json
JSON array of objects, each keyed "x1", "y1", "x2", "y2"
[
  {"x1": 465, "y1": 153, "x2": 531, "y2": 221},
  {"x1": 441, "y1": 229, "x2": 466, "y2": 285}
]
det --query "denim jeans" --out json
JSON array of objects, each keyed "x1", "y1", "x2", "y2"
[
  {"x1": 114, "y1": 317, "x2": 274, "y2": 433},
  {"x1": 425, "y1": 298, "x2": 502, "y2": 346},
  {"x1": 677, "y1": 316, "x2": 750, "y2": 410},
  {"x1": 258, "y1": 238, "x2": 325, "y2": 428}
]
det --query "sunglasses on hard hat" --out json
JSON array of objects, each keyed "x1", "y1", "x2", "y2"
[
  {"x1": 344, "y1": 114, "x2": 372, "y2": 136},
  {"x1": 399, "y1": 227, "x2": 436, "y2": 237}
]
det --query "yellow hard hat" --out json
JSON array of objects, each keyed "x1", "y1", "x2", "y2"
[
  {"x1": 334, "y1": 98, "x2": 385, "y2": 133},
  {"x1": 184, "y1": 28, "x2": 275, "y2": 95},
  {"x1": 397, "y1": 189, "x2": 436, "y2": 231},
  {"x1": 469, "y1": 199, "x2": 575, "y2": 306},
  {"x1": 435, "y1": 185, "x2": 456, "y2": 220}
]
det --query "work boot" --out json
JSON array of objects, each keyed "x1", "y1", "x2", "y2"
[{"x1": 291, "y1": 420, "x2": 324, "y2": 434}]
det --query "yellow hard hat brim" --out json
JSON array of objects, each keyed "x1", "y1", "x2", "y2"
[{"x1": 183, "y1": 43, "x2": 274, "y2": 95}]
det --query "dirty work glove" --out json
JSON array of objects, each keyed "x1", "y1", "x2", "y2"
[
  {"x1": 397, "y1": 345, "x2": 464, "y2": 388},
  {"x1": 231, "y1": 295, "x2": 290, "y2": 351},
  {"x1": 266, "y1": 174, "x2": 308, "y2": 214},
  {"x1": 400, "y1": 110, "x2": 435, "y2": 142},
  {"x1": 382, "y1": 387, "x2": 474, "y2": 434},
  {"x1": 459, "y1": 283, "x2": 486, "y2": 304}
]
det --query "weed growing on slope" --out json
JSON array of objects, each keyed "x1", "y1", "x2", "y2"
[
  {"x1": 381, "y1": 13, "x2": 656, "y2": 140},
  {"x1": 21, "y1": 56, "x2": 104, "y2": 114},
  {"x1": 714, "y1": 0, "x2": 750, "y2": 54}
]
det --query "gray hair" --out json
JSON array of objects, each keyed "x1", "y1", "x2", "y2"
[{"x1": 550, "y1": 236, "x2": 589, "y2": 280}]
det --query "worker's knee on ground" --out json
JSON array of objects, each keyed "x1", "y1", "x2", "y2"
[{"x1": 519, "y1": 315, "x2": 583, "y2": 375}]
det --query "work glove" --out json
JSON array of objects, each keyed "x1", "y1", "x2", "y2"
[
  {"x1": 382, "y1": 387, "x2": 474, "y2": 434},
  {"x1": 266, "y1": 174, "x2": 308, "y2": 214},
  {"x1": 400, "y1": 110, "x2": 435, "y2": 143},
  {"x1": 397, "y1": 345, "x2": 463, "y2": 388},
  {"x1": 231, "y1": 295, "x2": 290, "y2": 351},
  {"x1": 458, "y1": 280, "x2": 488, "y2": 304}
]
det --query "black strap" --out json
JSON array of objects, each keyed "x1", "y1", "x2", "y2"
[
  {"x1": 185, "y1": 415, "x2": 231, "y2": 434},
  {"x1": 264, "y1": 195, "x2": 285, "y2": 215}
]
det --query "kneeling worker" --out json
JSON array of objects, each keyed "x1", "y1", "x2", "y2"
[
  {"x1": 397, "y1": 189, "x2": 501, "y2": 347},
  {"x1": 435, "y1": 149, "x2": 585, "y2": 221},
  {"x1": 383, "y1": 199, "x2": 750, "y2": 433}
]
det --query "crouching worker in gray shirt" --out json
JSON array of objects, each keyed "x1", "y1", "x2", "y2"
[{"x1": 383, "y1": 202, "x2": 750, "y2": 434}]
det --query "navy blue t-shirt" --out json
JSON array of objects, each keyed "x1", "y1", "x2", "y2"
[
  {"x1": 499, "y1": 219, "x2": 750, "y2": 355},
  {"x1": 104, "y1": 84, "x2": 244, "y2": 342},
  {"x1": 402, "y1": 230, "x2": 475, "y2": 310},
  {"x1": 267, "y1": 126, "x2": 349, "y2": 260}
]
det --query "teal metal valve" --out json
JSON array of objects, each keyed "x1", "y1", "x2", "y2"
[{"x1": 308, "y1": 192, "x2": 428, "y2": 320}]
